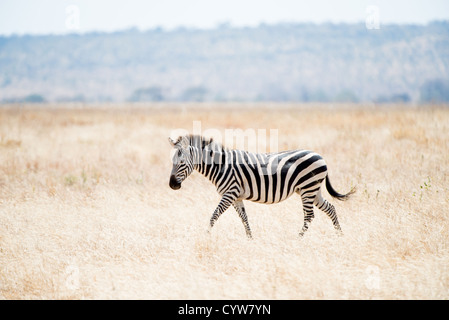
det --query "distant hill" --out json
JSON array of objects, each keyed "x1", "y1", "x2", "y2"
[{"x1": 1, "y1": 22, "x2": 448, "y2": 103}]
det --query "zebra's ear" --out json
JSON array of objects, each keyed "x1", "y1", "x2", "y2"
[{"x1": 168, "y1": 137, "x2": 176, "y2": 147}]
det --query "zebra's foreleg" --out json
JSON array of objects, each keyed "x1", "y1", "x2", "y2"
[
  {"x1": 232, "y1": 200, "x2": 252, "y2": 239},
  {"x1": 209, "y1": 192, "x2": 237, "y2": 232}
]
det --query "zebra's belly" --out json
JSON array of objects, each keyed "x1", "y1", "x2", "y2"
[{"x1": 245, "y1": 188, "x2": 296, "y2": 204}]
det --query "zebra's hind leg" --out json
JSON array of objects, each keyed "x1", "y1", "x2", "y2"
[
  {"x1": 232, "y1": 200, "x2": 252, "y2": 239},
  {"x1": 298, "y1": 190, "x2": 317, "y2": 237},
  {"x1": 314, "y1": 190, "x2": 343, "y2": 235}
]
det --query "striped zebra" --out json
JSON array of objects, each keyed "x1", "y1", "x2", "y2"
[{"x1": 168, "y1": 134, "x2": 355, "y2": 238}]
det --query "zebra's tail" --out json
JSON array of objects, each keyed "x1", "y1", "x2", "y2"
[{"x1": 325, "y1": 175, "x2": 355, "y2": 201}]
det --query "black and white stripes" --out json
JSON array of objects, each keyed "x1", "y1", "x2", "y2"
[{"x1": 169, "y1": 134, "x2": 354, "y2": 238}]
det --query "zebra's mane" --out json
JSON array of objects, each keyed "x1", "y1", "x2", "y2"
[{"x1": 186, "y1": 134, "x2": 225, "y2": 151}]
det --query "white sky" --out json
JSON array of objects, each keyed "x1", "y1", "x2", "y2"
[{"x1": 1, "y1": 0, "x2": 448, "y2": 35}]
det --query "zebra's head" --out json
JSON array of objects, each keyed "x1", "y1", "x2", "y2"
[{"x1": 168, "y1": 136, "x2": 194, "y2": 190}]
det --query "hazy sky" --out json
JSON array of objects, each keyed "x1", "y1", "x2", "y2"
[{"x1": 1, "y1": 0, "x2": 448, "y2": 35}]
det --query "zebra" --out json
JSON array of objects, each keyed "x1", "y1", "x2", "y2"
[{"x1": 168, "y1": 134, "x2": 355, "y2": 238}]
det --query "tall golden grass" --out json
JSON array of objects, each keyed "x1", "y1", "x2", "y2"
[{"x1": 0, "y1": 103, "x2": 448, "y2": 299}]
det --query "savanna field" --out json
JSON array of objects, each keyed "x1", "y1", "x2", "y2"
[{"x1": 0, "y1": 103, "x2": 448, "y2": 299}]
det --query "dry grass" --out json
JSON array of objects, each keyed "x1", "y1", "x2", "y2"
[{"x1": 0, "y1": 103, "x2": 448, "y2": 299}]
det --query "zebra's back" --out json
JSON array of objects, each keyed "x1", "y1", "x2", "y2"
[{"x1": 232, "y1": 149, "x2": 328, "y2": 204}]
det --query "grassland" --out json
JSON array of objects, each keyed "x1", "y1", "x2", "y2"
[{"x1": 0, "y1": 103, "x2": 448, "y2": 299}]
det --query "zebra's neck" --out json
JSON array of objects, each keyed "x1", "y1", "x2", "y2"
[{"x1": 193, "y1": 147, "x2": 228, "y2": 185}]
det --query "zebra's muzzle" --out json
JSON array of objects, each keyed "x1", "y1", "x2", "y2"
[{"x1": 169, "y1": 176, "x2": 181, "y2": 190}]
